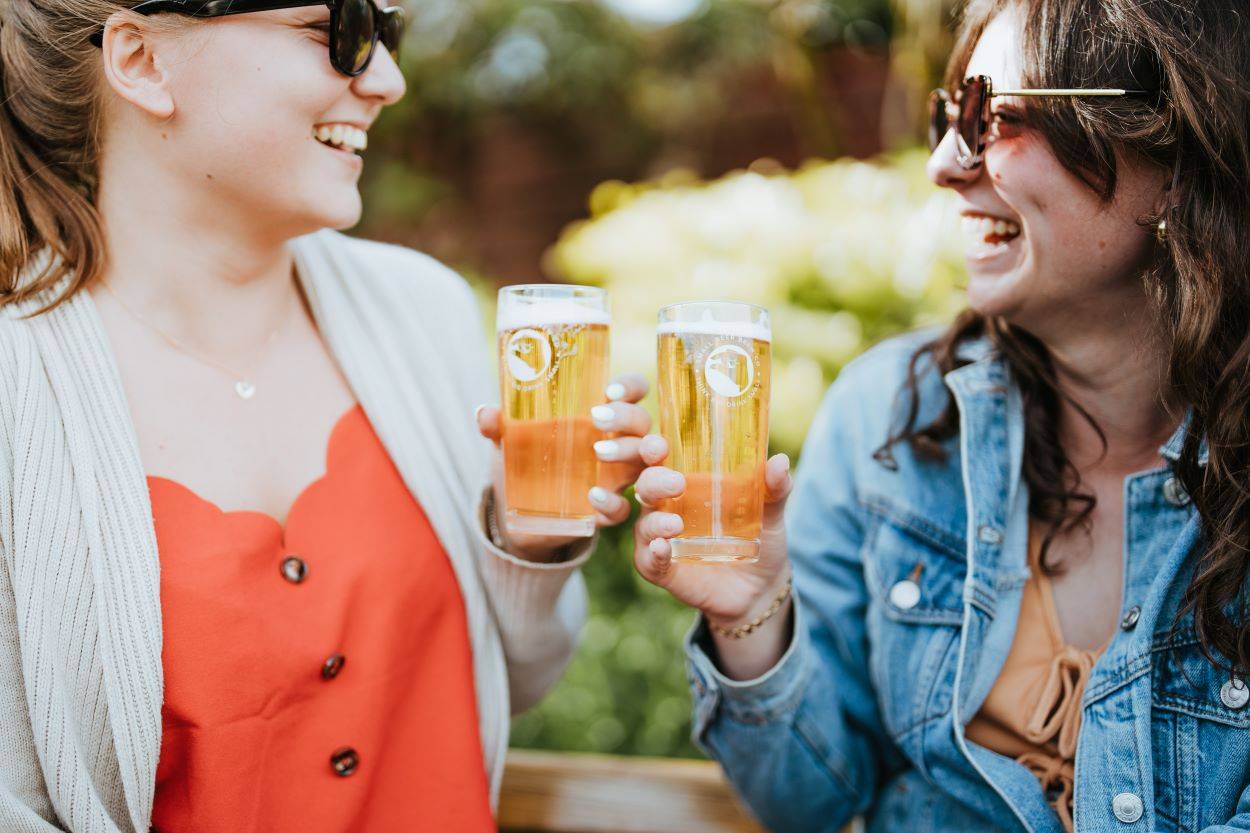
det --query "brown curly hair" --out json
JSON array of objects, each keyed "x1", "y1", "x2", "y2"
[{"x1": 877, "y1": 0, "x2": 1250, "y2": 671}]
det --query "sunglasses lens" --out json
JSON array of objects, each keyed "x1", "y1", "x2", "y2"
[
  {"x1": 381, "y1": 7, "x2": 405, "y2": 60},
  {"x1": 334, "y1": 0, "x2": 376, "y2": 75},
  {"x1": 927, "y1": 90, "x2": 949, "y2": 151},
  {"x1": 956, "y1": 75, "x2": 988, "y2": 166}
]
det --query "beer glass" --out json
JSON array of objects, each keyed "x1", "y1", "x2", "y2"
[
  {"x1": 657, "y1": 301, "x2": 771, "y2": 563},
  {"x1": 497, "y1": 285, "x2": 610, "y2": 537}
]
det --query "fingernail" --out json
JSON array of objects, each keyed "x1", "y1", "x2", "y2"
[
  {"x1": 594, "y1": 440, "x2": 620, "y2": 460},
  {"x1": 605, "y1": 382, "x2": 627, "y2": 401},
  {"x1": 473, "y1": 404, "x2": 486, "y2": 422},
  {"x1": 588, "y1": 486, "x2": 610, "y2": 506},
  {"x1": 779, "y1": 453, "x2": 791, "y2": 473},
  {"x1": 591, "y1": 405, "x2": 616, "y2": 429}
]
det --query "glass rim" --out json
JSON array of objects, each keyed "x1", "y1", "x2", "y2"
[
  {"x1": 498, "y1": 283, "x2": 607, "y2": 299},
  {"x1": 657, "y1": 299, "x2": 770, "y2": 321}
]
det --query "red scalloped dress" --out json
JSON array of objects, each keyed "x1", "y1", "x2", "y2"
[{"x1": 146, "y1": 403, "x2": 495, "y2": 832}]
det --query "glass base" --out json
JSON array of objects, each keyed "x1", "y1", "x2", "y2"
[
  {"x1": 670, "y1": 536, "x2": 760, "y2": 564},
  {"x1": 505, "y1": 509, "x2": 596, "y2": 538}
]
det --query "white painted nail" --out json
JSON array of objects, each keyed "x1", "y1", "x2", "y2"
[
  {"x1": 605, "y1": 382, "x2": 627, "y2": 401},
  {"x1": 591, "y1": 405, "x2": 616, "y2": 428},
  {"x1": 588, "y1": 486, "x2": 610, "y2": 505},
  {"x1": 594, "y1": 440, "x2": 620, "y2": 460},
  {"x1": 473, "y1": 404, "x2": 486, "y2": 422}
]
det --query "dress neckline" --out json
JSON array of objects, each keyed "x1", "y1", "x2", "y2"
[{"x1": 146, "y1": 402, "x2": 362, "y2": 532}]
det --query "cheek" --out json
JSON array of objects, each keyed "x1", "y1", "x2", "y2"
[{"x1": 169, "y1": 42, "x2": 342, "y2": 178}]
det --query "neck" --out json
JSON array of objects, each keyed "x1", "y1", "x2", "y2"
[
  {"x1": 90, "y1": 143, "x2": 309, "y2": 358},
  {"x1": 1033, "y1": 297, "x2": 1182, "y2": 475}
]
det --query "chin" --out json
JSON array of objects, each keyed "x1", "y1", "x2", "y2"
[
  {"x1": 306, "y1": 191, "x2": 364, "y2": 232},
  {"x1": 964, "y1": 270, "x2": 1030, "y2": 320}
]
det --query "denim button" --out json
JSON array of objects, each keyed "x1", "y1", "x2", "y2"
[
  {"x1": 1119, "y1": 606, "x2": 1141, "y2": 630},
  {"x1": 1162, "y1": 476, "x2": 1191, "y2": 507},
  {"x1": 888, "y1": 580, "x2": 921, "y2": 610},
  {"x1": 977, "y1": 525, "x2": 1003, "y2": 545},
  {"x1": 1112, "y1": 792, "x2": 1143, "y2": 823},
  {"x1": 1221, "y1": 678, "x2": 1249, "y2": 710}
]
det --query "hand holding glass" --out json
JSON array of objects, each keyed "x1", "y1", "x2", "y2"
[{"x1": 656, "y1": 301, "x2": 771, "y2": 562}]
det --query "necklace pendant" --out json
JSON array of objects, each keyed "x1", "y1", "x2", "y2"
[{"x1": 235, "y1": 380, "x2": 256, "y2": 400}]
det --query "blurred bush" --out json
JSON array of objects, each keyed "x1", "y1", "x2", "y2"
[{"x1": 507, "y1": 148, "x2": 968, "y2": 757}]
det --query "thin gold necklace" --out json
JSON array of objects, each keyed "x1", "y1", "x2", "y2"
[{"x1": 98, "y1": 277, "x2": 290, "y2": 401}]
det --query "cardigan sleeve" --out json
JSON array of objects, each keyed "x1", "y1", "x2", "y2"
[
  {"x1": 0, "y1": 319, "x2": 62, "y2": 831},
  {"x1": 428, "y1": 260, "x2": 592, "y2": 714}
]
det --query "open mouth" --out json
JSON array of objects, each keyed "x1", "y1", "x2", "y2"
[
  {"x1": 313, "y1": 123, "x2": 367, "y2": 155},
  {"x1": 961, "y1": 213, "x2": 1021, "y2": 248}
]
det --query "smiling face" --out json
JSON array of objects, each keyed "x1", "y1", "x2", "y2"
[
  {"x1": 926, "y1": 6, "x2": 1167, "y2": 340},
  {"x1": 114, "y1": 4, "x2": 406, "y2": 237}
]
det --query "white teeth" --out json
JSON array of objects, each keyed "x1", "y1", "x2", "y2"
[
  {"x1": 960, "y1": 214, "x2": 1021, "y2": 242},
  {"x1": 312, "y1": 123, "x2": 368, "y2": 152}
]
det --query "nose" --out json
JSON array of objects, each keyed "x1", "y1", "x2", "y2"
[
  {"x1": 926, "y1": 128, "x2": 983, "y2": 190},
  {"x1": 352, "y1": 47, "x2": 406, "y2": 106}
]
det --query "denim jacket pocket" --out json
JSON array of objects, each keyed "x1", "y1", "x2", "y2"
[
  {"x1": 861, "y1": 498, "x2": 965, "y2": 748},
  {"x1": 1150, "y1": 632, "x2": 1250, "y2": 831}
]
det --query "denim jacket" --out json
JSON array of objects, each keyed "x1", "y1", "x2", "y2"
[{"x1": 685, "y1": 329, "x2": 1250, "y2": 833}]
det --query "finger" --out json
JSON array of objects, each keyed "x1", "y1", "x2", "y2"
[
  {"x1": 589, "y1": 486, "x2": 632, "y2": 526},
  {"x1": 635, "y1": 466, "x2": 686, "y2": 506},
  {"x1": 635, "y1": 510, "x2": 683, "y2": 544},
  {"x1": 763, "y1": 453, "x2": 795, "y2": 525},
  {"x1": 605, "y1": 373, "x2": 649, "y2": 404},
  {"x1": 638, "y1": 434, "x2": 669, "y2": 467},
  {"x1": 593, "y1": 436, "x2": 641, "y2": 465},
  {"x1": 476, "y1": 405, "x2": 502, "y2": 445},
  {"x1": 590, "y1": 402, "x2": 652, "y2": 437},
  {"x1": 634, "y1": 537, "x2": 674, "y2": 586}
]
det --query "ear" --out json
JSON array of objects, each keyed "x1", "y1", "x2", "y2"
[{"x1": 100, "y1": 14, "x2": 176, "y2": 120}]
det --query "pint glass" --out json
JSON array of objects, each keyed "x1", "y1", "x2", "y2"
[
  {"x1": 657, "y1": 301, "x2": 771, "y2": 563},
  {"x1": 497, "y1": 285, "x2": 610, "y2": 537}
]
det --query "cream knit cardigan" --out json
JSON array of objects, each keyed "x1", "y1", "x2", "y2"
[{"x1": 0, "y1": 229, "x2": 591, "y2": 833}]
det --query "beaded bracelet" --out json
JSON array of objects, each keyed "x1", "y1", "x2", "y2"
[{"x1": 710, "y1": 576, "x2": 794, "y2": 640}]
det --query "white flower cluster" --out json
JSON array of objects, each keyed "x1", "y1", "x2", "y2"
[{"x1": 527, "y1": 149, "x2": 969, "y2": 455}]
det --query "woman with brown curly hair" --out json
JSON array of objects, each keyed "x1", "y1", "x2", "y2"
[
  {"x1": 0, "y1": 0, "x2": 652, "y2": 830},
  {"x1": 633, "y1": 0, "x2": 1250, "y2": 831}
]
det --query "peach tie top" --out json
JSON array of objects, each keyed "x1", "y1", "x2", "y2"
[{"x1": 965, "y1": 524, "x2": 1107, "y2": 832}]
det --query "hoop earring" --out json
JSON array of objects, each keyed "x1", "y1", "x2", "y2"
[{"x1": 1156, "y1": 218, "x2": 1168, "y2": 242}]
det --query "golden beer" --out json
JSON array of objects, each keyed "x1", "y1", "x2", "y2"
[
  {"x1": 657, "y1": 302, "x2": 771, "y2": 562},
  {"x1": 498, "y1": 286, "x2": 610, "y2": 537}
]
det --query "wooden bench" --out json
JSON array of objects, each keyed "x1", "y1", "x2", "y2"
[{"x1": 499, "y1": 749, "x2": 767, "y2": 833}]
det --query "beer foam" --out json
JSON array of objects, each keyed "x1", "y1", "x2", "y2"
[
  {"x1": 657, "y1": 319, "x2": 772, "y2": 343},
  {"x1": 497, "y1": 299, "x2": 611, "y2": 332}
]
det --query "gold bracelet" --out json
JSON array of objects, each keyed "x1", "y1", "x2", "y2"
[{"x1": 710, "y1": 576, "x2": 793, "y2": 640}]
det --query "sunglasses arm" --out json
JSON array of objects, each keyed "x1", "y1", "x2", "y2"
[{"x1": 991, "y1": 88, "x2": 1150, "y2": 97}]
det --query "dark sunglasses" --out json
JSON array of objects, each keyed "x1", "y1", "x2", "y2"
[
  {"x1": 90, "y1": 0, "x2": 406, "y2": 77},
  {"x1": 929, "y1": 74, "x2": 1152, "y2": 169}
]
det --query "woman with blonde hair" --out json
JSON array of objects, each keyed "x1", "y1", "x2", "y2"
[{"x1": 0, "y1": 0, "x2": 651, "y2": 830}]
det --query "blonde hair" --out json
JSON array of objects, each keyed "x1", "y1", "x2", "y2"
[{"x1": 0, "y1": 0, "x2": 180, "y2": 315}]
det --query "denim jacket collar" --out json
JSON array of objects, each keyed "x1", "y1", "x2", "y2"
[
  {"x1": 1159, "y1": 407, "x2": 1210, "y2": 467},
  {"x1": 950, "y1": 334, "x2": 1207, "y2": 468}
]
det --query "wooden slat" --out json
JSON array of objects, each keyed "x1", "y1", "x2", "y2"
[{"x1": 499, "y1": 749, "x2": 767, "y2": 833}]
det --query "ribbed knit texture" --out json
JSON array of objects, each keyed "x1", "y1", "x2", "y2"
[{"x1": 0, "y1": 230, "x2": 589, "y2": 832}]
